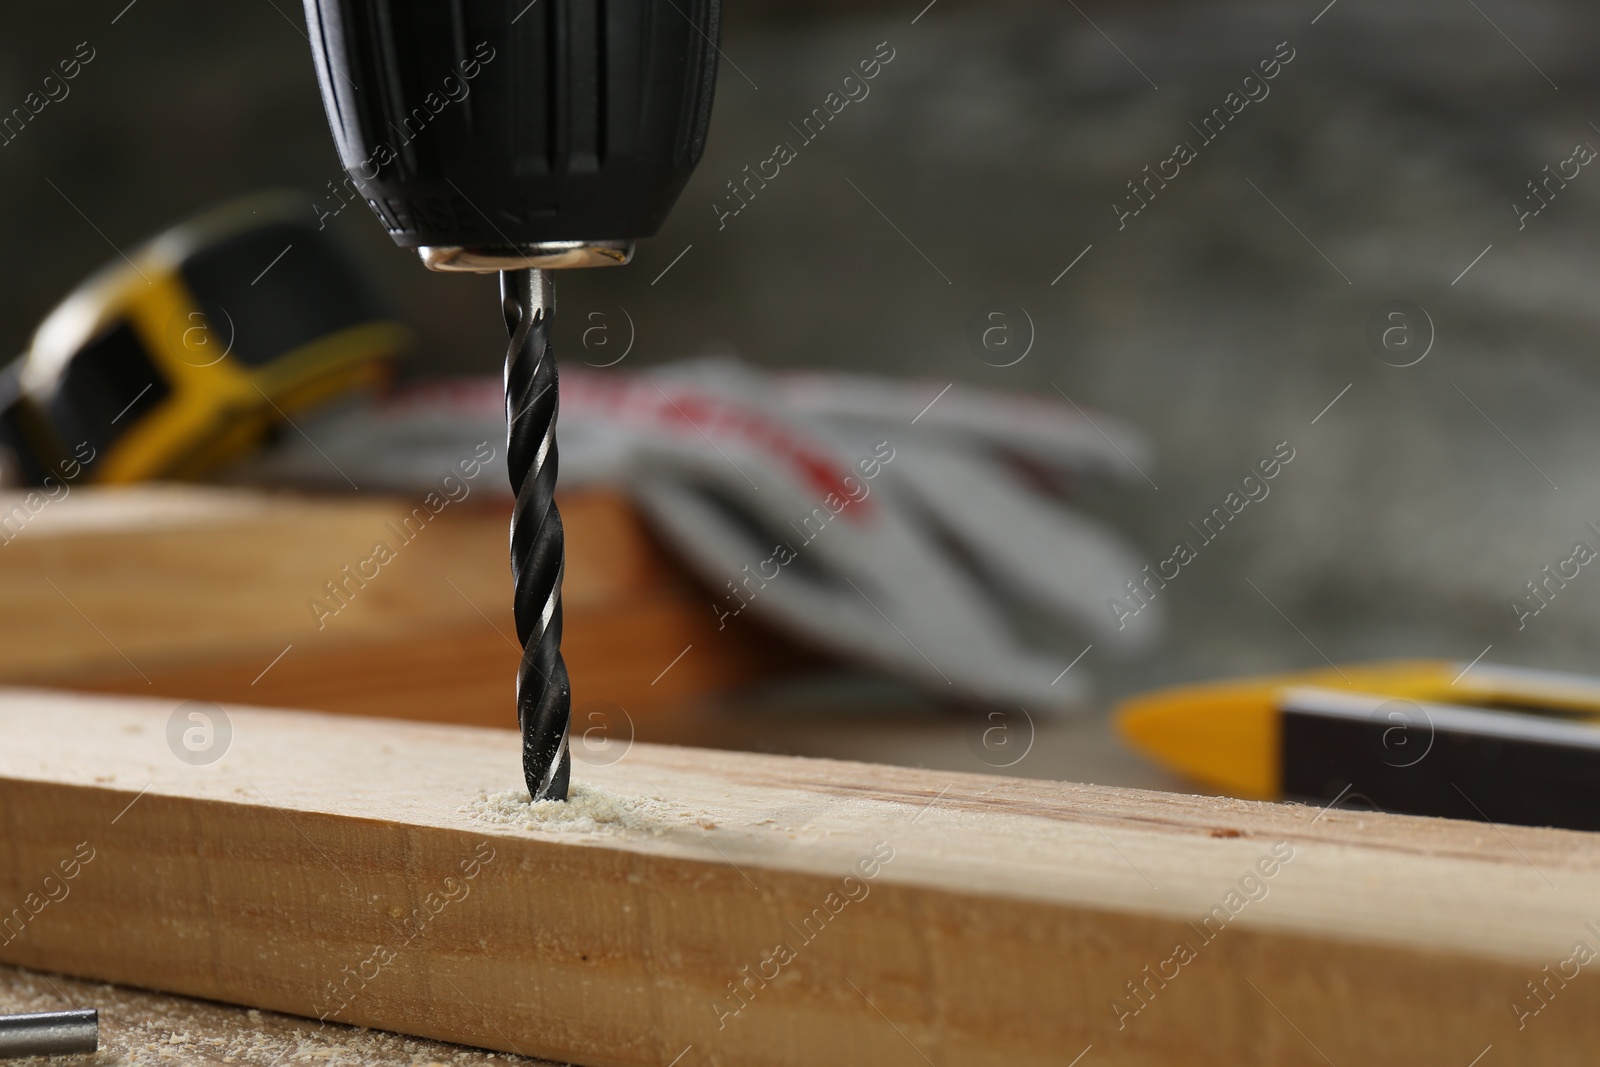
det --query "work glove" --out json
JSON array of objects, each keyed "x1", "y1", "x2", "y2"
[
  {"x1": 588, "y1": 359, "x2": 1158, "y2": 708},
  {"x1": 234, "y1": 358, "x2": 1160, "y2": 708}
]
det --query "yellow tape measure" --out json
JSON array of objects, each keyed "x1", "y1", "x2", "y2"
[{"x1": 0, "y1": 191, "x2": 410, "y2": 485}]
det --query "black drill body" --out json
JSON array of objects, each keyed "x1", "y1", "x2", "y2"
[{"x1": 303, "y1": 0, "x2": 721, "y2": 800}]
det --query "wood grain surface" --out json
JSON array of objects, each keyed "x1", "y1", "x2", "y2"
[
  {"x1": 1, "y1": 688, "x2": 1596, "y2": 1066},
  {"x1": 0, "y1": 486, "x2": 809, "y2": 727}
]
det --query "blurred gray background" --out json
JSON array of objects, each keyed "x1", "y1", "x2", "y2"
[{"x1": 4, "y1": 0, "x2": 1599, "y2": 783}]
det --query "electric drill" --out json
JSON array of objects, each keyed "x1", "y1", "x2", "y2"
[{"x1": 301, "y1": 1, "x2": 721, "y2": 801}]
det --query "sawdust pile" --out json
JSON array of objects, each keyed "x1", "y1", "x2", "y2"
[{"x1": 462, "y1": 780, "x2": 686, "y2": 835}]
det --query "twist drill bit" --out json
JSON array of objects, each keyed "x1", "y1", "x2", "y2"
[{"x1": 501, "y1": 268, "x2": 571, "y2": 801}]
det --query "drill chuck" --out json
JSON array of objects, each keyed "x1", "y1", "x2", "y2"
[{"x1": 302, "y1": 0, "x2": 721, "y2": 259}]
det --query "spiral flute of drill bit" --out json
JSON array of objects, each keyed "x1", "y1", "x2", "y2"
[{"x1": 501, "y1": 268, "x2": 571, "y2": 802}]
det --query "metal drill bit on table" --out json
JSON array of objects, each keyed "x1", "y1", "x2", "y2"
[
  {"x1": 501, "y1": 268, "x2": 572, "y2": 802},
  {"x1": 0, "y1": 1009, "x2": 98, "y2": 1059}
]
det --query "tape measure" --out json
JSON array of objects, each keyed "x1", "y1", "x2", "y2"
[{"x1": 0, "y1": 192, "x2": 410, "y2": 485}]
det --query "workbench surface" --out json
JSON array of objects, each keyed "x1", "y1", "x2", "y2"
[{"x1": 0, "y1": 965, "x2": 563, "y2": 1066}]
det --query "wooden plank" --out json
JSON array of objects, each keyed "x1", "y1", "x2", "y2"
[
  {"x1": 1, "y1": 689, "x2": 1596, "y2": 1065},
  {"x1": 0, "y1": 486, "x2": 810, "y2": 725}
]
